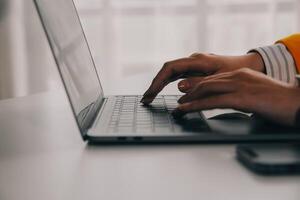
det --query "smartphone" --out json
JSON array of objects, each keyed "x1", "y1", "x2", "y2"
[{"x1": 236, "y1": 144, "x2": 300, "y2": 175}]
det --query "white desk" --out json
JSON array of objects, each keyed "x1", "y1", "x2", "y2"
[{"x1": 0, "y1": 90, "x2": 299, "y2": 200}]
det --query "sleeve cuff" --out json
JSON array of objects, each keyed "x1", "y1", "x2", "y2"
[{"x1": 249, "y1": 44, "x2": 298, "y2": 86}]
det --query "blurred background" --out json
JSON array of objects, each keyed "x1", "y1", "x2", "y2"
[{"x1": 0, "y1": 0, "x2": 299, "y2": 100}]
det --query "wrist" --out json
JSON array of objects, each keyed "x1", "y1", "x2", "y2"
[{"x1": 245, "y1": 52, "x2": 266, "y2": 73}]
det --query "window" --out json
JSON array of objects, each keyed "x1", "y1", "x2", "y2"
[
  {"x1": 2, "y1": 0, "x2": 299, "y2": 99},
  {"x1": 74, "y1": 0, "x2": 300, "y2": 95}
]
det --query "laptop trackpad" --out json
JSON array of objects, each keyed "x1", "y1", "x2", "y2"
[
  {"x1": 203, "y1": 111, "x2": 253, "y2": 135},
  {"x1": 202, "y1": 109, "x2": 251, "y2": 119},
  {"x1": 176, "y1": 110, "x2": 252, "y2": 135}
]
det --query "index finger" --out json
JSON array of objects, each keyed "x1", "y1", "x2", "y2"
[{"x1": 141, "y1": 57, "x2": 207, "y2": 104}]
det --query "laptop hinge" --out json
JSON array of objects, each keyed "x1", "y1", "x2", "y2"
[
  {"x1": 89, "y1": 97, "x2": 108, "y2": 129},
  {"x1": 78, "y1": 97, "x2": 106, "y2": 139}
]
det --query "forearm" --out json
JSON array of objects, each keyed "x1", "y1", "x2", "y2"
[{"x1": 240, "y1": 52, "x2": 265, "y2": 73}]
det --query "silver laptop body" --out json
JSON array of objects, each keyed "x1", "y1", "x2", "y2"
[{"x1": 34, "y1": 0, "x2": 300, "y2": 144}]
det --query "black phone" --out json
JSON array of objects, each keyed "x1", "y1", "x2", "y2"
[{"x1": 236, "y1": 144, "x2": 300, "y2": 175}]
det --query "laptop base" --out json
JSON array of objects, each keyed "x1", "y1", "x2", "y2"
[{"x1": 87, "y1": 95, "x2": 300, "y2": 144}]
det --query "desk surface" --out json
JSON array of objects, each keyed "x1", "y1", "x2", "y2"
[{"x1": 0, "y1": 90, "x2": 299, "y2": 200}]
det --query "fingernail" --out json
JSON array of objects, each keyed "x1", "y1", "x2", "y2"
[
  {"x1": 140, "y1": 97, "x2": 147, "y2": 103},
  {"x1": 179, "y1": 81, "x2": 189, "y2": 89},
  {"x1": 140, "y1": 97, "x2": 152, "y2": 105}
]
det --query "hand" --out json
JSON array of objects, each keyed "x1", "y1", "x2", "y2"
[
  {"x1": 174, "y1": 68, "x2": 300, "y2": 126},
  {"x1": 141, "y1": 52, "x2": 264, "y2": 104}
]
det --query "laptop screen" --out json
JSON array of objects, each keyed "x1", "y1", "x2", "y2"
[{"x1": 34, "y1": 0, "x2": 104, "y2": 137}]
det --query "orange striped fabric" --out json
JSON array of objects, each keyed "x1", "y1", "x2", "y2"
[{"x1": 277, "y1": 34, "x2": 300, "y2": 73}]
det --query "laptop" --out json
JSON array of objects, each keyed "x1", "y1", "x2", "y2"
[{"x1": 33, "y1": 0, "x2": 300, "y2": 144}]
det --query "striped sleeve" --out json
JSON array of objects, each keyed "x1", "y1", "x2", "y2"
[{"x1": 249, "y1": 43, "x2": 298, "y2": 86}]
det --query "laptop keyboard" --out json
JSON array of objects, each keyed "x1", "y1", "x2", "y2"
[{"x1": 106, "y1": 95, "x2": 182, "y2": 133}]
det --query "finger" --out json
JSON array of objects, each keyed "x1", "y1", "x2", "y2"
[
  {"x1": 178, "y1": 70, "x2": 237, "y2": 95},
  {"x1": 141, "y1": 57, "x2": 209, "y2": 104},
  {"x1": 178, "y1": 80, "x2": 236, "y2": 104},
  {"x1": 178, "y1": 71, "x2": 236, "y2": 93},
  {"x1": 143, "y1": 58, "x2": 201, "y2": 97},
  {"x1": 141, "y1": 58, "x2": 194, "y2": 104},
  {"x1": 190, "y1": 53, "x2": 201, "y2": 58},
  {"x1": 189, "y1": 52, "x2": 216, "y2": 58},
  {"x1": 174, "y1": 71, "x2": 207, "y2": 79},
  {"x1": 173, "y1": 94, "x2": 241, "y2": 118},
  {"x1": 178, "y1": 77, "x2": 204, "y2": 93},
  {"x1": 201, "y1": 71, "x2": 234, "y2": 82}
]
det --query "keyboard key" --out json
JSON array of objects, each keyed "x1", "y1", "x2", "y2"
[{"x1": 106, "y1": 95, "x2": 184, "y2": 134}]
